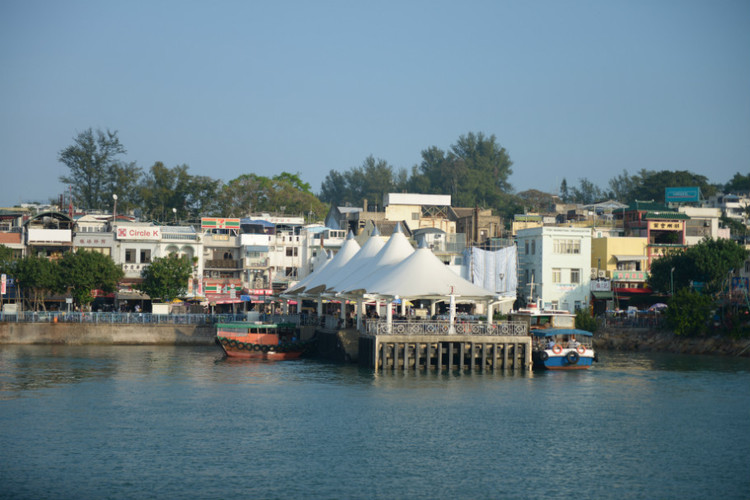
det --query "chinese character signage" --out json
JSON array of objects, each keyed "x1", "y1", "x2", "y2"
[{"x1": 612, "y1": 270, "x2": 648, "y2": 282}]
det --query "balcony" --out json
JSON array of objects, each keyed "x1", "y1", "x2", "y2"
[
  {"x1": 204, "y1": 259, "x2": 242, "y2": 270},
  {"x1": 245, "y1": 257, "x2": 270, "y2": 268}
]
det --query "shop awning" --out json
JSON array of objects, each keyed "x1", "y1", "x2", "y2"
[
  {"x1": 591, "y1": 291, "x2": 614, "y2": 299},
  {"x1": 613, "y1": 255, "x2": 645, "y2": 262}
]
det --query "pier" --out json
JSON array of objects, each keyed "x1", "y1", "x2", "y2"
[{"x1": 358, "y1": 320, "x2": 531, "y2": 371}]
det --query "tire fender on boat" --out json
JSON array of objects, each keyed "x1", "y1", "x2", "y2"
[
  {"x1": 566, "y1": 351, "x2": 580, "y2": 365},
  {"x1": 539, "y1": 351, "x2": 549, "y2": 361}
]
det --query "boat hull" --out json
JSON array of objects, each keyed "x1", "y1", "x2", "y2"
[
  {"x1": 533, "y1": 348, "x2": 595, "y2": 370},
  {"x1": 217, "y1": 336, "x2": 308, "y2": 360}
]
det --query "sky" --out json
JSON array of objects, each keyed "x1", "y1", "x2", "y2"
[{"x1": 1, "y1": 0, "x2": 749, "y2": 207}]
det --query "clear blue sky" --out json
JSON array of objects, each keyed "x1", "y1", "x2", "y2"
[{"x1": 1, "y1": 0, "x2": 748, "y2": 207}]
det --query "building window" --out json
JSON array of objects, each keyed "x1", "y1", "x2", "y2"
[
  {"x1": 286, "y1": 247, "x2": 298, "y2": 257},
  {"x1": 571, "y1": 268, "x2": 581, "y2": 284},
  {"x1": 140, "y1": 249, "x2": 151, "y2": 263},
  {"x1": 525, "y1": 241, "x2": 529, "y2": 254},
  {"x1": 553, "y1": 239, "x2": 581, "y2": 254},
  {"x1": 574, "y1": 301, "x2": 582, "y2": 311},
  {"x1": 531, "y1": 240, "x2": 536, "y2": 255},
  {"x1": 285, "y1": 267, "x2": 297, "y2": 278},
  {"x1": 125, "y1": 249, "x2": 135, "y2": 263},
  {"x1": 412, "y1": 212, "x2": 420, "y2": 220},
  {"x1": 552, "y1": 268, "x2": 561, "y2": 283}
]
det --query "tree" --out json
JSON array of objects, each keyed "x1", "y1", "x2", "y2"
[
  {"x1": 416, "y1": 132, "x2": 513, "y2": 208},
  {"x1": 59, "y1": 128, "x2": 126, "y2": 209},
  {"x1": 58, "y1": 250, "x2": 123, "y2": 309},
  {"x1": 136, "y1": 254, "x2": 193, "y2": 302},
  {"x1": 628, "y1": 170, "x2": 717, "y2": 203},
  {"x1": 570, "y1": 178, "x2": 606, "y2": 204},
  {"x1": 724, "y1": 172, "x2": 750, "y2": 193},
  {"x1": 559, "y1": 179, "x2": 570, "y2": 203},
  {"x1": 13, "y1": 256, "x2": 61, "y2": 311},
  {"x1": 665, "y1": 288, "x2": 714, "y2": 336},
  {"x1": 107, "y1": 161, "x2": 143, "y2": 215},
  {"x1": 648, "y1": 238, "x2": 748, "y2": 295},
  {"x1": 0, "y1": 244, "x2": 13, "y2": 273},
  {"x1": 517, "y1": 189, "x2": 555, "y2": 213}
]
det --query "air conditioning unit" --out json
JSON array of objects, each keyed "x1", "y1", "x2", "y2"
[
  {"x1": 590, "y1": 268, "x2": 598, "y2": 279},
  {"x1": 598, "y1": 270, "x2": 606, "y2": 278}
]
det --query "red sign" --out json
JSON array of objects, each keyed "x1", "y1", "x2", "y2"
[
  {"x1": 115, "y1": 226, "x2": 161, "y2": 240},
  {"x1": 1, "y1": 274, "x2": 6, "y2": 295}
]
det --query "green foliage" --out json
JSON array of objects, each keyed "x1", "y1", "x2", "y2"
[
  {"x1": 13, "y1": 256, "x2": 61, "y2": 311},
  {"x1": 218, "y1": 172, "x2": 327, "y2": 220},
  {"x1": 136, "y1": 254, "x2": 193, "y2": 302},
  {"x1": 58, "y1": 250, "x2": 123, "y2": 308},
  {"x1": 665, "y1": 288, "x2": 714, "y2": 336},
  {"x1": 648, "y1": 238, "x2": 748, "y2": 295},
  {"x1": 319, "y1": 156, "x2": 406, "y2": 208},
  {"x1": 569, "y1": 178, "x2": 606, "y2": 204},
  {"x1": 724, "y1": 172, "x2": 750, "y2": 193},
  {"x1": 575, "y1": 308, "x2": 598, "y2": 333},
  {"x1": 138, "y1": 162, "x2": 221, "y2": 221},
  {"x1": 516, "y1": 189, "x2": 556, "y2": 213},
  {"x1": 58, "y1": 128, "x2": 127, "y2": 210},
  {"x1": 0, "y1": 244, "x2": 13, "y2": 273}
]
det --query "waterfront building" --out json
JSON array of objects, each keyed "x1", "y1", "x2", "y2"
[
  {"x1": 677, "y1": 206, "x2": 729, "y2": 245},
  {"x1": 24, "y1": 212, "x2": 74, "y2": 260},
  {"x1": 620, "y1": 201, "x2": 689, "y2": 267},
  {"x1": 200, "y1": 218, "x2": 243, "y2": 307},
  {"x1": 706, "y1": 193, "x2": 750, "y2": 224},
  {"x1": 517, "y1": 226, "x2": 592, "y2": 312},
  {"x1": 591, "y1": 236, "x2": 649, "y2": 310}
]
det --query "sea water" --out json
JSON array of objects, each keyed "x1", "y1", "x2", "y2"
[{"x1": 1, "y1": 345, "x2": 748, "y2": 500}]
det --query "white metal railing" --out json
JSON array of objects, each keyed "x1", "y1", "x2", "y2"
[
  {"x1": 0, "y1": 311, "x2": 245, "y2": 325},
  {"x1": 364, "y1": 320, "x2": 528, "y2": 337}
]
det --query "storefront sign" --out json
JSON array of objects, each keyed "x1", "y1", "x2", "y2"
[
  {"x1": 612, "y1": 270, "x2": 648, "y2": 281},
  {"x1": 1, "y1": 274, "x2": 5, "y2": 295},
  {"x1": 115, "y1": 226, "x2": 161, "y2": 240},
  {"x1": 201, "y1": 218, "x2": 240, "y2": 230}
]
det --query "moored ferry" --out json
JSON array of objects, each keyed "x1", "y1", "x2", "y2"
[
  {"x1": 531, "y1": 328, "x2": 596, "y2": 370},
  {"x1": 216, "y1": 322, "x2": 312, "y2": 360}
]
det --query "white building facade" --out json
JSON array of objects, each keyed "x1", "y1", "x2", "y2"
[{"x1": 517, "y1": 226, "x2": 592, "y2": 312}]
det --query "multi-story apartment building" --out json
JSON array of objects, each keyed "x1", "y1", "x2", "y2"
[{"x1": 517, "y1": 226, "x2": 592, "y2": 312}]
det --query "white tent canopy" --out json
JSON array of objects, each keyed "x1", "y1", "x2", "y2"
[
  {"x1": 283, "y1": 231, "x2": 360, "y2": 296},
  {"x1": 284, "y1": 249, "x2": 333, "y2": 295},
  {"x1": 337, "y1": 222, "x2": 415, "y2": 297},
  {"x1": 321, "y1": 226, "x2": 386, "y2": 294},
  {"x1": 357, "y1": 242, "x2": 498, "y2": 301}
]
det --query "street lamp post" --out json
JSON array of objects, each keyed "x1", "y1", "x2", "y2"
[
  {"x1": 112, "y1": 194, "x2": 118, "y2": 227},
  {"x1": 172, "y1": 207, "x2": 177, "y2": 224}
]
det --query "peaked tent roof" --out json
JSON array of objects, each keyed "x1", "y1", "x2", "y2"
[
  {"x1": 322, "y1": 227, "x2": 386, "y2": 294},
  {"x1": 283, "y1": 250, "x2": 334, "y2": 295},
  {"x1": 356, "y1": 242, "x2": 497, "y2": 301},
  {"x1": 338, "y1": 222, "x2": 415, "y2": 296},
  {"x1": 294, "y1": 231, "x2": 361, "y2": 296}
]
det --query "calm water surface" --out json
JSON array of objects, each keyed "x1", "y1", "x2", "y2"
[{"x1": 1, "y1": 345, "x2": 748, "y2": 500}]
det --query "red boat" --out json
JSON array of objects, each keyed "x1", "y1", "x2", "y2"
[{"x1": 216, "y1": 322, "x2": 311, "y2": 360}]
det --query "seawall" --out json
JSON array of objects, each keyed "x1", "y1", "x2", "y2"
[
  {"x1": 0, "y1": 322, "x2": 216, "y2": 345},
  {"x1": 595, "y1": 327, "x2": 750, "y2": 357}
]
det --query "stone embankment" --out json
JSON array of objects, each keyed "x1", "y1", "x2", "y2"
[
  {"x1": 595, "y1": 327, "x2": 750, "y2": 358},
  {"x1": 0, "y1": 322, "x2": 216, "y2": 345}
]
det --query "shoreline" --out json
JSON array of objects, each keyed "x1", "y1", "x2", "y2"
[
  {"x1": 2, "y1": 322, "x2": 750, "y2": 358},
  {"x1": 595, "y1": 327, "x2": 750, "y2": 358}
]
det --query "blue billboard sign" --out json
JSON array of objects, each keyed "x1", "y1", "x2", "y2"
[{"x1": 665, "y1": 187, "x2": 700, "y2": 203}]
